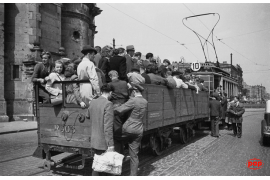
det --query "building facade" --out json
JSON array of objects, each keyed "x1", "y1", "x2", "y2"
[{"x1": 0, "y1": 3, "x2": 102, "y2": 122}]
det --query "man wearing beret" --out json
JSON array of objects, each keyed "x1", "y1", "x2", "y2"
[
  {"x1": 114, "y1": 82, "x2": 148, "y2": 176},
  {"x1": 125, "y1": 45, "x2": 136, "y2": 73},
  {"x1": 77, "y1": 45, "x2": 100, "y2": 106},
  {"x1": 159, "y1": 59, "x2": 172, "y2": 77}
]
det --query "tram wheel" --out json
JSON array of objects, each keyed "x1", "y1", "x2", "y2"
[
  {"x1": 179, "y1": 127, "x2": 188, "y2": 144},
  {"x1": 150, "y1": 135, "x2": 163, "y2": 156}
]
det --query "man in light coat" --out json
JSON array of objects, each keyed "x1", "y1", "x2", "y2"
[{"x1": 77, "y1": 45, "x2": 100, "y2": 106}]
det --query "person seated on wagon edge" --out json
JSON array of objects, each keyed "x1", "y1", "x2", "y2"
[
  {"x1": 127, "y1": 68, "x2": 145, "y2": 85},
  {"x1": 31, "y1": 51, "x2": 54, "y2": 103},
  {"x1": 63, "y1": 62, "x2": 87, "y2": 108},
  {"x1": 164, "y1": 69, "x2": 177, "y2": 89},
  {"x1": 172, "y1": 71, "x2": 188, "y2": 89},
  {"x1": 146, "y1": 64, "x2": 168, "y2": 86},
  {"x1": 45, "y1": 60, "x2": 65, "y2": 104}
]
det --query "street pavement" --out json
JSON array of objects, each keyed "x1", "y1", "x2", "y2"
[{"x1": 0, "y1": 108, "x2": 269, "y2": 176}]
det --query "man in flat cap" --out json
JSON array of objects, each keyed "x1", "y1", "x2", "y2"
[
  {"x1": 114, "y1": 82, "x2": 148, "y2": 176},
  {"x1": 77, "y1": 45, "x2": 100, "y2": 106},
  {"x1": 125, "y1": 45, "x2": 136, "y2": 73}
]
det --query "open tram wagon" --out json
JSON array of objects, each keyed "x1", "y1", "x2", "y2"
[{"x1": 33, "y1": 81, "x2": 209, "y2": 171}]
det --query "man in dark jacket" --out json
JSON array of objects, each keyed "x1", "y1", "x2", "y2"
[
  {"x1": 114, "y1": 83, "x2": 148, "y2": 176},
  {"x1": 228, "y1": 96, "x2": 245, "y2": 138},
  {"x1": 220, "y1": 93, "x2": 228, "y2": 129},
  {"x1": 125, "y1": 45, "x2": 136, "y2": 73},
  {"x1": 85, "y1": 84, "x2": 115, "y2": 176},
  {"x1": 209, "y1": 95, "x2": 222, "y2": 137},
  {"x1": 108, "y1": 49, "x2": 127, "y2": 81}
]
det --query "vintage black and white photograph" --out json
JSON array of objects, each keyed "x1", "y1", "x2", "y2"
[{"x1": 0, "y1": 1, "x2": 269, "y2": 176}]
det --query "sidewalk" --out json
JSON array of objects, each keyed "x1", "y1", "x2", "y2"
[{"x1": 0, "y1": 121, "x2": 37, "y2": 135}]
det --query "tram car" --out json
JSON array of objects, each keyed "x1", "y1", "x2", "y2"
[{"x1": 33, "y1": 81, "x2": 209, "y2": 171}]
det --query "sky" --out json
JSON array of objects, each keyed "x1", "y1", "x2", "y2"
[{"x1": 94, "y1": 3, "x2": 270, "y2": 92}]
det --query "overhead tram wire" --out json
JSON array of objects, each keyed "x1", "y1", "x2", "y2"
[
  {"x1": 182, "y1": 4, "x2": 269, "y2": 67},
  {"x1": 218, "y1": 39, "x2": 268, "y2": 66},
  {"x1": 106, "y1": 3, "x2": 198, "y2": 60}
]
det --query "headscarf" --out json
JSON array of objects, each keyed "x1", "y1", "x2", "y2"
[{"x1": 101, "y1": 45, "x2": 113, "y2": 58}]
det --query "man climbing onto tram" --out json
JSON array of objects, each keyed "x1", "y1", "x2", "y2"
[{"x1": 114, "y1": 82, "x2": 148, "y2": 176}]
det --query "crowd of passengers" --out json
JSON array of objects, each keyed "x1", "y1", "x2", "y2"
[{"x1": 31, "y1": 44, "x2": 209, "y2": 107}]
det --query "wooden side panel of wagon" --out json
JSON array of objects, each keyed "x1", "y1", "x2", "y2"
[{"x1": 39, "y1": 105, "x2": 91, "y2": 148}]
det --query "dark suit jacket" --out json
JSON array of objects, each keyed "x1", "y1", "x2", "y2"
[
  {"x1": 228, "y1": 102, "x2": 245, "y2": 123},
  {"x1": 125, "y1": 54, "x2": 133, "y2": 73},
  {"x1": 220, "y1": 97, "x2": 228, "y2": 119},
  {"x1": 108, "y1": 55, "x2": 127, "y2": 81},
  {"x1": 209, "y1": 99, "x2": 222, "y2": 117},
  {"x1": 86, "y1": 96, "x2": 114, "y2": 150},
  {"x1": 98, "y1": 57, "x2": 109, "y2": 76}
]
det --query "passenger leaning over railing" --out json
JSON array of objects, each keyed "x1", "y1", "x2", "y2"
[
  {"x1": 77, "y1": 45, "x2": 100, "y2": 106},
  {"x1": 63, "y1": 62, "x2": 86, "y2": 108},
  {"x1": 183, "y1": 75, "x2": 197, "y2": 91},
  {"x1": 45, "y1": 60, "x2": 65, "y2": 105},
  {"x1": 146, "y1": 64, "x2": 168, "y2": 86},
  {"x1": 164, "y1": 69, "x2": 177, "y2": 89},
  {"x1": 172, "y1": 71, "x2": 188, "y2": 89},
  {"x1": 127, "y1": 68, "x2": 145, "y2": 85},
  {"x1": 31, "y1": 51, "x2": 54, "y2": 103}
]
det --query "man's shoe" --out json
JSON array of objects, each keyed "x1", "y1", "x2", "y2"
[{"x1": 237, "y1": 134, "x2": 241, "y2": 138}]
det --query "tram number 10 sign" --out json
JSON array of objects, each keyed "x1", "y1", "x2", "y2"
[{"x1": 191, "y1": 62, "x2": 201, "y2": 71}]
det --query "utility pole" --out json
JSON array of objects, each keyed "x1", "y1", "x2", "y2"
[
  {"x1": 261, "y1": 84, "x2": 263, "y2": 103},
  {"x1": 113, "y1": 38, "x2": 115, "y2": 49}
]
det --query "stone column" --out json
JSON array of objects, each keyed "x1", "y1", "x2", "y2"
[{"x1": 0, "y1": 4, "x2": 8, "y2": 122}]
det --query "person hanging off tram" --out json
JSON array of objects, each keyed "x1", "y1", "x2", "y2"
[
  {"x1": 77, "y1": 45, "x2": 101, "y2": 106},
  {"x1": 114, "y1": 82, "x2": 148, "y2": 176},
  {"x1": 31, "y1": 51, "x2": 54, "y2": 103}
]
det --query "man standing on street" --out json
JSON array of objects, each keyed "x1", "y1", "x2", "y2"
[
  {"x1": 221, "y1": 93, "x2": 228, "y2": 129},
  {"x1": 209, "y1": 95, "x2": 222, "y2": 137},
  {"x1": 229, "y1": 96, "x2": 245, "y2": 138},
  {"x1": 86, "y1": 84, "x2": 115, "y2": 176}
]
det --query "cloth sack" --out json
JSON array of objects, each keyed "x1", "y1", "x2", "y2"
[{"x1": 92, "y1": 151, "x2": 124, "y2": 175}]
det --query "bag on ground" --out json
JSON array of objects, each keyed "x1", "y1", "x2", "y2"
[{"x1": 92, "y1": 151, "x2": 124, "y2": 175}]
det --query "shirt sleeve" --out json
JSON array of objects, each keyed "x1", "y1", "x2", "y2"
[
  {"x1": 114, "y1": 98, "x2": 135, "y2": 115},
  {"x1": 86, "y1": 62, "x2": 100, "y2": 94},
  {"x1": 45, "y1": 73, "x2": 61, "y2": 96},
  {"x1": 180, "y1": 81, "x2": 188, "y2": 89},
  {"x1": 104, "y1": 102, "x2": 114, "y2": 147}
]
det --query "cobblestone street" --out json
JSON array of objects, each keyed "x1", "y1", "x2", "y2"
[{"x1": 0, "y1": 109, "x2": 269, "y2": 176}]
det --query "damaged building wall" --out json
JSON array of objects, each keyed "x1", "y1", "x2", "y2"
[{"x1": 1, "y1": 3, "x2": 101, "y2": 121}]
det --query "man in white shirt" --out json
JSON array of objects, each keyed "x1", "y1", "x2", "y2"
[{"x1": 172, "y1": 71, "x2": 188, "y2": 89}]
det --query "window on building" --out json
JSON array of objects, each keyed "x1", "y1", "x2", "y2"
[{"x1": 12, "y1": 65, "x2": 20, "y2": 80}]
